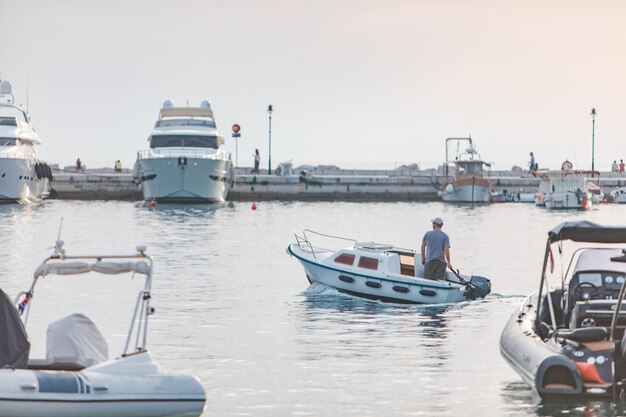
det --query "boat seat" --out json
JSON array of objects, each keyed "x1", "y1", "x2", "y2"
[
  {"x1": 27, "y1": 356, "x2": 89, "y2": 371},
  {"x1": 561, "y1": 327, "x2": 608, "y2": 343}
]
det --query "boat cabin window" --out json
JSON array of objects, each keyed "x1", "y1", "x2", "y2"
[
  {"x1": 149, "y1": 134, "x2": 219, "y2": 149},
  {"x1": 154, "y1": 119, "x2": 216, "y2": 129},
  {"x1": 456, "y1": 162, "x2": 483, "y2": 176},
  {"x1": 358, "y1": 256, "x2": 379, "y2": 270},
  {"x1": 334, "y1": 253, "x2": 355, "y2": 266},
  {"x1": 0, "y1": 137, "x2": 19, "y2": 146},
  {"x1": 0, "y1": 117, "x2": 17, "y2": 126}
]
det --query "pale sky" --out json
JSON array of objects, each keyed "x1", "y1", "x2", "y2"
[{"x1": 1, "y1": 0, "x2": 625, "y2": 171}]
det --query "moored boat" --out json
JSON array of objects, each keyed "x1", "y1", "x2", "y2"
[
  {"x1": 438, "y1": 137, "x2": 492, "y2": 203},
  {"x1": 611, "y1": 187, "x2": 626, "y2": 204},
  {"x1": 0, "y1": 80, "x2": 53, "y2": 203},
  {"x1": 134, "y1": 99, "x2": 234, "y2": 203},
  {"x1": 500, "y1": 221, "x2": 626, "y2": 399},
  {"x1": 287, "y1": 229, "x2": 491, "y2": 304},
  {"x1": 0, "y1": 240, "x2": 206, "y2": 417}
]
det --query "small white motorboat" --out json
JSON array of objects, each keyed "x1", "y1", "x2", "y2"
[
  {"x1": 0, "y1": 241, "x2": 206, "y2": 417},
  {"x1": 611, "y1": 187, "x2": 626, "y2": 204},
  {"x1": 287, "y1": 229, "x2": 491, "y2": 304}
]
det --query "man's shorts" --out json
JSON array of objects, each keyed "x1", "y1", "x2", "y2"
[{"x1": 424, "y1": 260, "x2": 447, "y2": 280}]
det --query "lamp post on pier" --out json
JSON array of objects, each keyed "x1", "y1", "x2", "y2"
[
  {"x1": 591, "y1": 107, "x2": 596, "y2": 177},
  {"x1": 267, "y1": 104, "x2": 273, "y2": 175}
]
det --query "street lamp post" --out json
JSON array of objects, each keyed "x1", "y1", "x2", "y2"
[
  {"x1": 267, "y1": 104, "x2": 273, "y2": 175},
  {"x1": 591, "y1": 107, "x2": 596, "y2": 177}
]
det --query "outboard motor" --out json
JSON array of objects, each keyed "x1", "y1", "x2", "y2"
[{"x1": 464, "y1": 275, "x2": 492, "y2": 300}]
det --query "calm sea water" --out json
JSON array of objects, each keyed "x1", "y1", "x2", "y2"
[{"x1": 2, "y1": 200, "x2": 626, "y2": 417}]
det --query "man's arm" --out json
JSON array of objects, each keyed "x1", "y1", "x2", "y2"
[
  {"x1": 421, "y1": 240, "x2": 426, "y2": 265},
  {"x1": 444, "y1": 245, "x2": 452, "y2": 270}
]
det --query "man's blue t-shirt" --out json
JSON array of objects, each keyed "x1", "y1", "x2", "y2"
[{"x1": 423, "y1": 230, "x2": 450, "y2": 263}]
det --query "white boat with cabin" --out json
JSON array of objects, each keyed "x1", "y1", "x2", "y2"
[
  {"x1": 134, "y1": 100, "x2": 234, "y2": 203},
  {"x1": 0, "y1": 80, "x2": 52, "y2": 203},
  {"x1": 287, "y1": 229, "x2": 491, "y2": 304},
  {"x1": 438, "y1": 137, "x2": 492, "y2": 203},
  {"x1": 539, "y1": 168, "x2": 593, "y2": 210},
  {"x1": 0, "y1": 240, "x2": 206, "y2": 417}
]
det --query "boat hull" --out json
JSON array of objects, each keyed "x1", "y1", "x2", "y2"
[
  {"x1": 439, "y1": 177, "x2": 492, "y2": 203},
  {"x1": 137, "y1": 156, "x2": 232, "y2": 203},
  {"x1": 0, "y1": 353, "x2": 206, "y2": 417},
  {"x1": 0, "y1": 157, "x2": 48, "y2": 203},
  {"x1": 288, "y1": 245, "x2": 468, "y2": 304},
  {"x1": 543, "y1": 192, "x2": 591, "y2": 210}
]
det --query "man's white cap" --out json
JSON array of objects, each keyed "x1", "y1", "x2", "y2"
[{"x1": 431, "y1": 217, "x2": 444, "y2": 225}]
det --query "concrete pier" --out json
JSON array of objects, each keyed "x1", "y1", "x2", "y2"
[{"x1": 48, "y1": 167, "x2": 626, "y2": 201}]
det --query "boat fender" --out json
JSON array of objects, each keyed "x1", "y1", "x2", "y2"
[
  {"x1": 34, "y1": 163, "x2": 42, "y2": 179},
  {"x1": 445, "y1": 184, "x2": 454, "y2": 193},
  {"x1": 573, "y1": 362, "x2": 605, "y2": 383},
  {"x1": 419, "y1": 289, "x2": 437, "y2": 297},
  {"x1": 393, "y1": 286, "x2": 409, "y2": 293},
  {"x1": 339, "y1": 275, "x2": 354, "y2": 283},
  {"x1": 44, "y1": 164, "x2": 53, "y2": 181},
  {"x1": 366, "y1": 281, "x2": 381, "y2": 288}
]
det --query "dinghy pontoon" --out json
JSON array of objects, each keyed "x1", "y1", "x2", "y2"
[{"x1": 501, "y1": 221, "x2": 626, "y2": 399}]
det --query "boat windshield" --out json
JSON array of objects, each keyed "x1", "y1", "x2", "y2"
[
  {"x1": 456, "y1": 161, "x2": 483, "y2": 176},
  {"x1": 0, "y1": 106, "x2": 28, "y2": 124},
  {"x1": 150, "y1": 134, "x2": 219, "y2": 149},
  {"x1": 0, "y1": 137, "x2": 18, "y2": 146}
]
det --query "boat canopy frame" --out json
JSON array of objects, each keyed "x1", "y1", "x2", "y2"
[
  {"x1": 13, "y1": 240, "x2": 154, "y2": 357},
  {"x1": 293, "y1": 229, "x2": 415, "y2": 261},
  {"x1": 536, "y1": 221, "x2": 626, "y2": 341}
]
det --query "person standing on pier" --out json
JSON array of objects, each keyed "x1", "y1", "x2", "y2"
[
  {"x1": 253, "y1": 149, "x2": 260, "y2": 174},
  {"x1": 529, "y1": 152, "x2": 537, "y2": 176},
  {"x1": 75, "y1": 158, "x2": 82, "y2": 172},
  {"x1": 620, "y1": 159, "x2": 625, "y2": 173},
  {"x1": 421, "y1": 217, "x2": 453, "y2": 280},
  {"x1": 613, "y1": 160, "x2": 619, "y2": 172}
]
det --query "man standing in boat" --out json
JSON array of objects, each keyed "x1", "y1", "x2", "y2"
[{"x1": 421, "y1": 217, "x2": 453, "y2": 280}]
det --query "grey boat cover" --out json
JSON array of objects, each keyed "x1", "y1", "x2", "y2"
[
  {"x1": 0, "y1": 289, "x2": 30, "y2": 369},
  {"x1": 549, "y1": 221, "x2": 626, "y2": 244},
  {"x1": 47, "y1": 313, "x2": 108, "y2": 367}
]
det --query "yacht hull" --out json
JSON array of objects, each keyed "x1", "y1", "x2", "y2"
[
  {"x1": 138, "y1": 156, "x2": 232, "y2": 203},
  {"x1": 0, "y1": 157, "x2": 48, "y2": 203}
]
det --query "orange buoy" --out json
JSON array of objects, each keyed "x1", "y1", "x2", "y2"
[
  {"x1": 251, "y1": 201, "x2": 257, "y2": 210},
  {"x1": 581, "y1": 198, "x2": 588, "y2": 209},
  {"x1": 537, "y1": 193, "x2": 543, "y2": 202},
  {"x1": 149, "y1": 200, "x2": 156, "y2": 208},
  {"x1": 603, "y1": 198, "x2": 608, "y2": 204}
]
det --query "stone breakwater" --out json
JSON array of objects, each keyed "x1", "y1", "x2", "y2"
[{"x1": 49, "y1": 168, "x2": 626, "y2": 201}]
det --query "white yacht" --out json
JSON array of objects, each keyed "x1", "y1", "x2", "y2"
[
  {"x1": 0, "y1": 80, "x2": 52, "y2": 203},
  {"x1": 134, "y1": 100, "x2": 234, "y2": 203}
]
